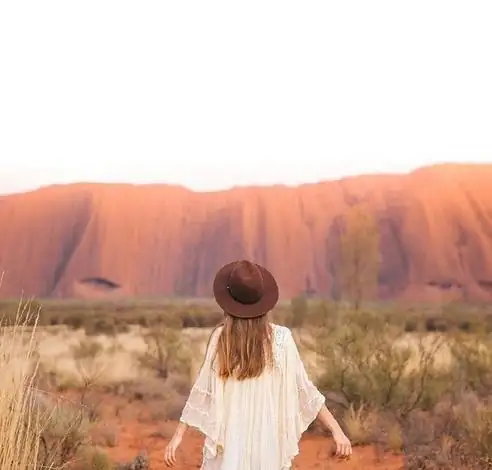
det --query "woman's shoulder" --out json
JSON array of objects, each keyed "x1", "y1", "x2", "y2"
[
  {"x1": 270, "y1": 323, "x2": 291, "y2": 333},
  {"x1": 207, "y1": 324, "x2": 224, "y2": 345},
  {"x1": 270, "y1": 323, "x2": 293, "y2": 344},
  {"x1": 270, "y1": 322, "x2": 289, "y2": 331},
  {"x1": 214, "y1": 324, "x2": 224, "y2": 334}
]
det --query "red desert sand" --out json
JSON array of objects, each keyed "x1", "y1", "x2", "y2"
[
  {"x1": 106, "y1": 421, "x2": 403, "y2": 469},
  {"x1": 76, "y1": 391, "x2": 403, "y2": 470}
]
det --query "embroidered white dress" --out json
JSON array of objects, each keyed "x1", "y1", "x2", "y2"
[{"x1": 179, "y1": 323, "x2": 325, "y2": 469}]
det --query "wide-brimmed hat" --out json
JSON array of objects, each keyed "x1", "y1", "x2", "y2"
[{"x1": 213, "y1": 260, "x2": 279, "y2": 319}]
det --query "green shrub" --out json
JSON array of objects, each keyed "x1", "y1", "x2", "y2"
[
  {"x1": 312, "y1": 310, "x2": 448, "y2": 415},
  {"x1": 449, "y1": 332, "x2": 492, "y2": 397},
  {"x1": 138, "y1": 318, "x2": 192, "y2": 380}
]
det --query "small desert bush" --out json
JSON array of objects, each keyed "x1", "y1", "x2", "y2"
[
  {"x1": 34, "y1": 394, "x2": 92, "y2": 468},
  {"x1": 342, "y1": 403, "x2": 374, "y2": 446},
  {"x1": 71, "y1": 338, "x2": 109, "y2": 392},
  {"x1": 138, "y1": 314, "x2": 192, "y2": 381},
  {"x1": 449, "y1": 332, "x2": 492, "y2": 397},
  {"x1": 72, "y1": 446, "x2": 114, "y2": 470}
]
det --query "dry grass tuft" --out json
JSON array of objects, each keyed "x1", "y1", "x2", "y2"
[
  {"x1": 72, "y1": 446, "x2": 114, "y2": 470},
  {"x1": 0, "y1": 297, "x2": 106, "y2": 470},
  {"x1": 0, "y1": 300, "x2": 44, "y2": 470},
  {"x1": 342, "y1": 403, "x2": 374, "y2": 446}
]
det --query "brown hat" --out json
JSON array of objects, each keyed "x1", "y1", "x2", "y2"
[{"x1": 213, "y1": 260, "x2": 279, "y2": 319}]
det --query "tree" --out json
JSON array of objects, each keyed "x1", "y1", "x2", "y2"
[
  {"x1": 338, "y1": 203, "x2": 381, "y2": 310},
  {"x1": 138, "y1": 314, "x2": 191, "y2": 380}
]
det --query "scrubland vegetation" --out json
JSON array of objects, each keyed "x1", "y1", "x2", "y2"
[
  {"x1": 1, "y1": 296, "x2": 492, "y2": 469},
  {"x1": 298, "y1": 301, "x2": 492, "y2": 470}
]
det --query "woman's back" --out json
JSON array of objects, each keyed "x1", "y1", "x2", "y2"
[
  {"x1": 164, "y1": 260, "x2": 350, "y2": 469},
  {"x1": 213, "y1": 324, "x2": 284, "y2": 469},
  {"x1": 180, "y1": 323, "x2": 325, "y2": 469}
]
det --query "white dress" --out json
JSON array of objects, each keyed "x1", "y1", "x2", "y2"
[{"x1": 179, "y1": 323, "x2": 325, "y2": 470}]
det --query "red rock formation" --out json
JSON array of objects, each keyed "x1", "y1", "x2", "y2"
[{"x1": 1, "y1": 164, "x2": 492, "y2": 301}]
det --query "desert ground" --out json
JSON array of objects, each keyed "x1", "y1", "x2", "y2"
[
  {"x1": 29, "y1": 325, "x2": 404, "y2": 469},
  {"x1": 76, "y1": 389, "x2": 403, "y2": 469},
  {"x1": 2, "y1": 299, "x2": 492, "y2": 469}
]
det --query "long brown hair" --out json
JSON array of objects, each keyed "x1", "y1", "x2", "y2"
[{"x1": 214, "y1": 312, "x2": 273, "y2": 380}]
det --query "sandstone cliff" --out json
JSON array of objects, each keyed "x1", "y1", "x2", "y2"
[{"x1": 1, "y1": 164, "x2": 492, "y2": 301}]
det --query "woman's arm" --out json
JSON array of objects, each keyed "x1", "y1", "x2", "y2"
[
  {"x1": 171, "y1": 421, "x2": 189, "y2": 440},
  {"x1": 164, "y1": 326, "x2": 220, "y2": 467},
  {"x1": 174, "y1": 327, "x2": 223, "y2": 436},
  {"x1": 286, "y1": 329, "x2": 351, "y2": 456},
  {"x1": 164, "y1": 422, "x2": 189, "y2": 466},
  {"x1": 316, "y1": 404, "x2": 344, "y2": 435},
  {"x1": 316, "y1": 404, "x2": 352, "y2": 456}
]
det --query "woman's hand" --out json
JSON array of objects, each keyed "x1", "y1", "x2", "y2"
[
  {"x1": 164, "y1": 434, "x2": 183, "y2": 467},
  {"x1": 332, "y1": 430, "x2": 352, "y2": 458},
  {"x1": 315, "y1": 405, "x2": 352, "y2": 458}
]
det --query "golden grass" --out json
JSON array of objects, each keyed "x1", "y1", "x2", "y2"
[
  {"x1": 342, "y1": 403, "x2": 374, "y2": 446},
  {"x1": 0, "y1": 300, "x2": 98, "y2": 470},
  {"x1": 0, "y1": 301, "x2": 43, "y2": 470}
]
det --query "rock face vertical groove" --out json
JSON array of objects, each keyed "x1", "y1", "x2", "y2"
[{"x1": 0, "y1": 164, "x2": 491, "y2": 301}]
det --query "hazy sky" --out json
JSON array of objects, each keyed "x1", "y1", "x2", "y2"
[{"x1": 1, "y1": 1, "x2": 491, "y2": 194}]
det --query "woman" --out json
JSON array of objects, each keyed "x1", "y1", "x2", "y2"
[{"x1": 164, "y1": 260, "x2": 351, "y2": 469}]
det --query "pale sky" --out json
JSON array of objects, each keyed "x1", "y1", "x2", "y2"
[{"x1": 1, "y1": 1, "x2": 491, "y2": 195}]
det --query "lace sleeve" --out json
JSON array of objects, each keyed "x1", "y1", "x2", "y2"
[
  {"x1": 179, "y1": 326, "x2": 223, "y2": 439},
  {"x1": 276, "y1": 327, "x2": 326, "y2": 468},
  {"x1": 286, "y1": 329, "x2": 325, "y2": 429}
]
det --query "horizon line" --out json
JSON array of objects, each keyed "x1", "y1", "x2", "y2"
[{"x1": 0, "y1": 161, "x2": 488, "y2": 197}]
